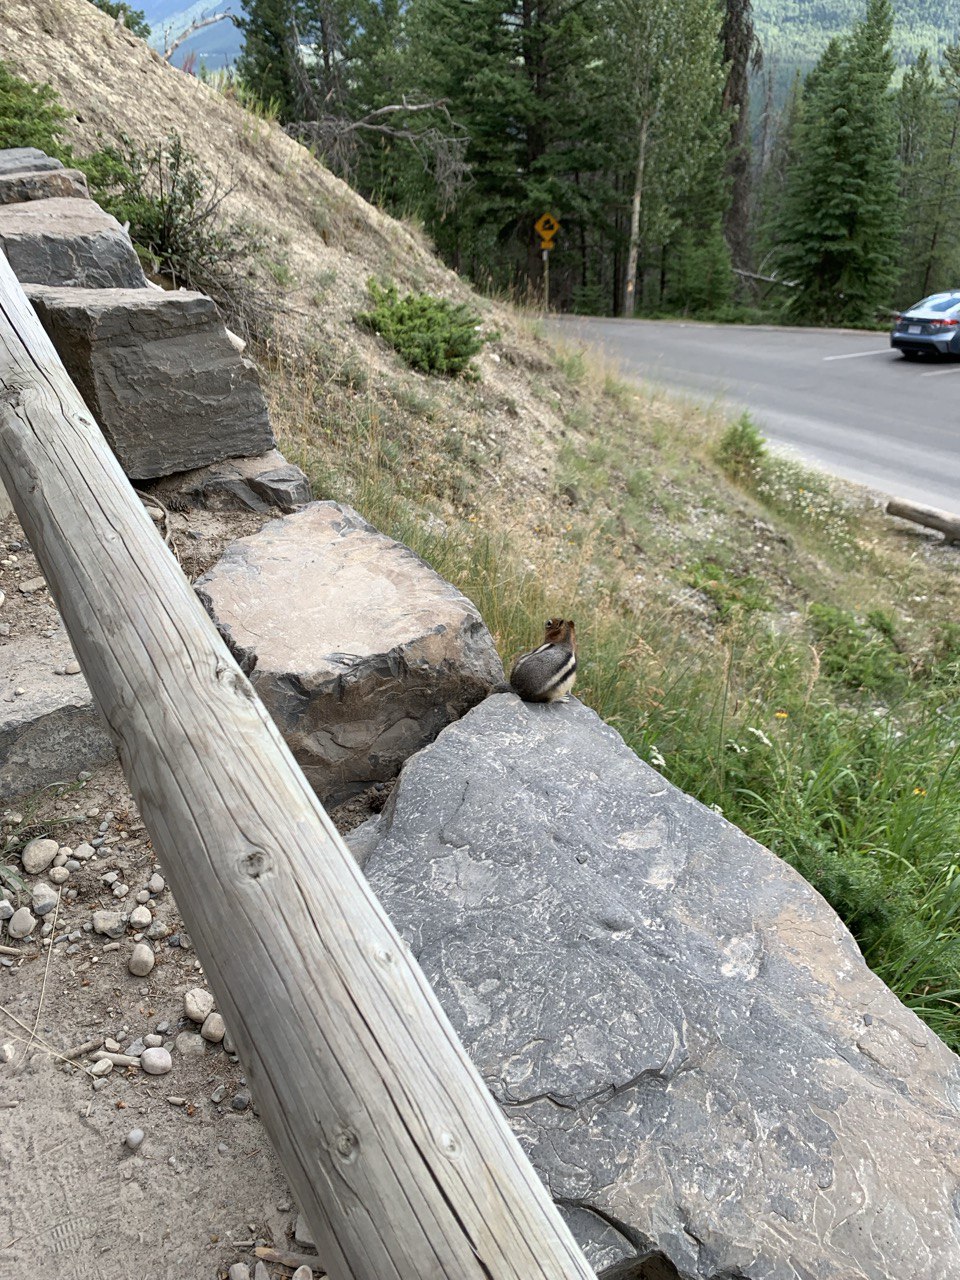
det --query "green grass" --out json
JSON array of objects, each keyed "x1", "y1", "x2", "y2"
[{"x1": 272, "y1": 346, "x2": 960, "y2": 1050}]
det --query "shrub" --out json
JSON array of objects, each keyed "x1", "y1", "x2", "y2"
[
  {"x1": 88, "y1": 0, "x2": 151, "y2": 37},
  {"x1": 0, "y1": 60, "x2": 68, "y2": 156},
  {"x1": 90, "y1": 133, "x2": 266, "y2": 337},
  {"x1": 808, "y1": 603, "x2": 908, "y2": 694},
  {"x1": 357, "y1": 280, "x2": 493, "y2": 377},
  {"x1": 716, "y1": 412, "x2": 766, "y2": 481}
]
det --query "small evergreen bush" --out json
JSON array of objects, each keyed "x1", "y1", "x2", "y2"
[
  {"x1": 0, "y1": 60, "x2": 68, "y2": 156},
  {"x1": 357, "y1": 280, "x2": 492, "y2": 378},
  {"x1": 716, "y1": 412, "x2": 767, "y2": 481}
]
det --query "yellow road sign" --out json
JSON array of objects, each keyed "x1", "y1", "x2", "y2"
[{"x1": 535, "y1": 212, "x2": 560, "y2": 249}]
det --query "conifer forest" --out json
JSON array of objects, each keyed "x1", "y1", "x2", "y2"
[{"x1": 222, "y1": 0, "x2": 960, "y2": 321}]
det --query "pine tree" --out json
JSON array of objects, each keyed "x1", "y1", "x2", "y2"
[
  {"x1": 898, "y1": 44, "x2": 960, "y2": 301},
  {"x1": 236, "y1": 0, "x2": 303, "y2": 121},
  {"x1": 774, "y1": 0, "x2": 900, "y2": 325},
  {"x1": 720, "y1": 0, "x2": 762, "y2": 270},
  {"x1": 604, "y1": 0, "x2": 729, "y2": 315}
]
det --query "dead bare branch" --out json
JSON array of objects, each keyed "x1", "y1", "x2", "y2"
[{"x1": 161, "y1": 10, "x2": 239, "y2": 61}]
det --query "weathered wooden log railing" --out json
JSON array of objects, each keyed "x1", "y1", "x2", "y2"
[
  {"x1": 886, "y1": 497, "x2": 960, "y2": 544},
  {"x1": 0, "y1": 249, "x2": 596, "y2": 1280}
]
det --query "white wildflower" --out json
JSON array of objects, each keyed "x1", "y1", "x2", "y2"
[{"x1": 745, "y1": 726, "x2": 773, "y2": 748}]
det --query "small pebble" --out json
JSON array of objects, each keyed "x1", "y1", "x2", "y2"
[
  {"x1": 64, "y1": 660, "x2": 81, "y2": 675},
  {"x1": 0, "y1": 901, "x2": 13, "y2": 921},
  {"x1": 92, "y1": 911, "x2": 124, "y2": 938},
  {"x1": 112, "y1": 883, "x2": 129, "y2": 899},
  {"x1": 102, "y1": 872, "x2": 119, "y2": 886},
  {"x1": 102, "y1": 941, "x2": 121, "y2": 953},
  {"x1": 77, "y1": 770, "x2": 92, "y2": 781},
  {"x1": 147, "y1": 873, "x2": 165, "y2": 894},
  {"x1": 211, "y1": 1084, "x2": 227, "y2": 1104},
  {"x1": 135, "y1": 890, "x2": 150, "y2": 905},
  {"x1": 31, "y1": 882, "x2": 58, "y2": 916},
  {"x1": 144, "y1": 1033, "x2": 162, "y2": 1048},
  {"x1": 124, "y1": 1128, "x2": 145, "y2": 1151},
  {"x1": 104, "y1": 1038, "x2": 122, "y2": 1053},
  {"x1": 184, "y1": 987, "x2": 214, "y2": 1024},
  {"x1": 175, "y1": 1031, "x2": 206, "y2": 1058},
  {"x1": 155, "y1": 1021, "x2": 171, "y2": 1034},
  {"x1": 125, "y1": 1039, "x2": 145, "y2": 1057},
  {"x1": 48, "y1": 866, "x2": 70, "y2": 885},
  {"x1": 73, "y1": 843, "x2": 95, "y2": 861},
  {"x1": 92, "y1": 1077, "x2": 109, "y2": 1092},
  {"x1": 129, "y1": 905, "x2": 151, "y2": 929},
  {"x1": 200, "y1": 1012, "x2": 226, "y2": 1044},
  {"x1": 128, "y1": 943, "x2": 155, "y2": 977},
  {"x1": 146, "y1": 919, "x2": 170, "y2": 940},
  {"x1": 21, "y1": 837, "x2": 58, "y2": 875},
  {"x1": 227, "y1": 1266, "x2": 249, "y2": 1280},
  {"x1": 64, "y1": 860, "x2": 80, "y2": 872},
  {"x1": 230, "y1": 1091, "x2": 251, "y2": 1112},
  {"x1": 52, "y1": 850, "x2": 68, "y2": 868},
  {"x1": 90, "y1": 1058, "x2": 113, "y2": 1078},
  {"x1": 7, "y1": 907, "x2": 36, "y2": 939},
  {"x1": 141, "y1": 1047, "x2": 172, "y2": 1075}
]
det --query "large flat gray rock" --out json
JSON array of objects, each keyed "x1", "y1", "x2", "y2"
[
  {"x1": 0, "y1": 167, "x2": 89, "y2": 204},
  {"x1": 26, "y1": 285, "x2": 274, "y2": 479},
  {"x1": 0, "y1": 148, "x2": 63, "y2": 176},
  {"x1": 0, "y1": 635, "x2": 115, "y2": 800},
  {"x1": 360, "y1": 694, "x2": 960, "y2": 1280},
  {"x1": 195, "y1": 502, "x2": 505, "y2": 806},
  {"x1": 0, "y1": 197, "x2": 146, "y2": 289}
]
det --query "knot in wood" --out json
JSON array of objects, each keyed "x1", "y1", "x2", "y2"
[
  {"x1": 334, "y1": 1128, "x2": 359, "y2": 1161},
  {"x1": 374, "y1": 946, "x2": 395, "y2": 967},
  {"x1": 438, "y1": 1130, "x2": 461, "y2": 1159},
  {"x1": 239, "y1": 849, "x2": 271, "y2": 879}
]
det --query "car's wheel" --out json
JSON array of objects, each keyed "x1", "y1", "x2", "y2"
[{"x1": 901, "y1": 349, "x2": 922, "y2": 361}]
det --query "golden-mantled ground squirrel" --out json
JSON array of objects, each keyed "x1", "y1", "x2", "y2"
[{"x1": 509, "y1": 618, "x2": 577, "y2": 703}]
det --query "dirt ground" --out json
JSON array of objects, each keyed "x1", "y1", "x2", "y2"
[{"x1": 0, "y1": 496, "x2": 386, "y2": 1280}]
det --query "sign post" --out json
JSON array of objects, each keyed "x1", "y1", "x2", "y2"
[{"x1": 534, "y1": 212, "x2": 560, "y2": 309}]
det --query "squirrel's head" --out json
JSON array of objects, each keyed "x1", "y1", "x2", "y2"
[{"x1": 544, "y1": 618, "x2": 576, "y2": 647}]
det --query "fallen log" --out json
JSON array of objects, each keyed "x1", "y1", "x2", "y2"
[
  {"x1": 0, "y1": 247, "x2": 595, "y2": 1280},
  {"x1": 886, "y1": 497, "x2": 960, "y2": 543}
]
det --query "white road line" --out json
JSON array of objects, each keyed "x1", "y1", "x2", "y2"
[
  {"x1": 920, "y1": 365, "x2": 960, "y2": 377},
  {"x1": 822, "y1": 349, "x2": 892, "y2": 361}
]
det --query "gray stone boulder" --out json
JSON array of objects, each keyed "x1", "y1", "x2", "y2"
[
  {"x1": 0, "y1": 166, "x2": 89, "y2": 204},
  {"x1": 360, "y1": 694, "x2": 960, "y2": 1280},
  {"x1": 0, "y1": 635, "x2": 115, "y2": 801},
  {"x1": 145, "y1": 449, "x2": 311, "y2": 514},
  {"x1": 26, "y1": 285, "x2": 274, "y2": 480},
  {"x1": 195, "y1": 502, "x2": 505, "y2": 806},
  {"x1": 0, "y1": 197, "x2": 146, "y2": 289},
  {"x1": 0, "y1": 148, "x2": 63, "y2": 176}
]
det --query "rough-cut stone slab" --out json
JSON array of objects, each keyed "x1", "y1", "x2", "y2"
[
  {"x1": 0, "y1": 167, "x2": 89, "y2": 204},
  {"x1": 0, "y1": 148, "x2": 63, "y2": 176},
  {"x1": 26, "y1": 285, "x2": 274, "y2": 479},
  {"x1": 195, "y1": 502, "x2": 505, "y2": 806},
  {"x1": 0, "y1": 198, "x2": 146, "y2": 289},
  {"x1": 359, "y1": 694, "x2": 960, "y2": 1280},
  {"x1": 0, "y1": 634, "x2": 115, "y2": 800},
  {"x1": 146, "y1": 449, "x2": 311, "y2": 514}
]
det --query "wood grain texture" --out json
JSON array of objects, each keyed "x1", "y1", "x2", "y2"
[
  {"x1": 886, "y1": 497, "x2": 960, "y2": 542},
  {"x1": 0, "y1": 250, "x2": 596, "y2": 1280}
]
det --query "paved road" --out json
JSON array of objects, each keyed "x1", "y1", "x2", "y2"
[{"x1": 553, "y1": 317, "x2": 960, "y2": 512}]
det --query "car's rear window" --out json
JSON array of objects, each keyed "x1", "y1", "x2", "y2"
[{"x1": 910, "y1": 294, "x2": 960, "y2": 312}]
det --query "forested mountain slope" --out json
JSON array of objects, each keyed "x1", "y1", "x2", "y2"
[{"x1": 755, "y1": 0, "x2": 958, "y2": 64}]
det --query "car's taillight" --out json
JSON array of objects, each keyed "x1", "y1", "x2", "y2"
[
  {"x1": 931, "y1": 318, "x2": 960, "y2": 328},
  {"x1": 893, "y1": 314, "x2": 902, "y2": 323}
]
